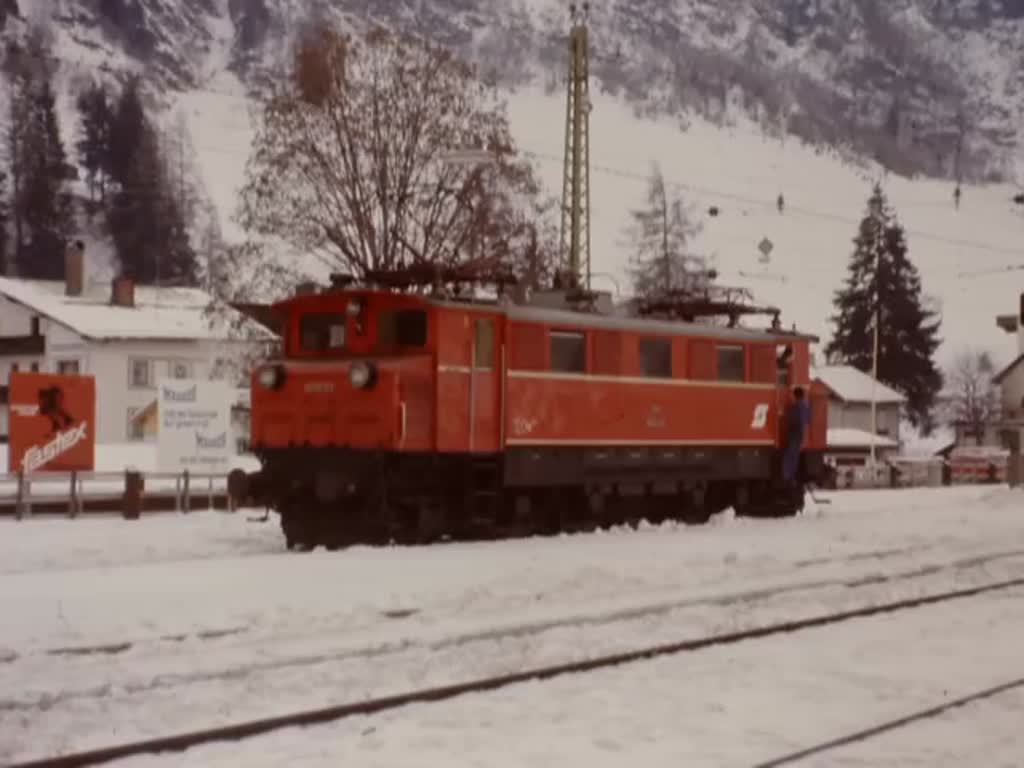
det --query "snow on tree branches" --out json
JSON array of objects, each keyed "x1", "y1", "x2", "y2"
[
  {"x1": 236, "y1": 25, "x2": 557, "y2": 289},
  {"x1": 945, "y1": 349, "x2": 1002, "y2": 445},
  {"x1": 826, "y1": 183, "x2": 943, "y2": 432},
  {"x1": 624, "y1": 163, "x2": 711, "y2": 300}
]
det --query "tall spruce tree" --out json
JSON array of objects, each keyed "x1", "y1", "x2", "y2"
[
  {"x1": 76, "y1": 81, "x2": 113, "y2": 204},
  {"x1": 107, "y1": 80, "x2": 197, "y2": 285},
  {"x1": 625, "y1": 163, "x2": 711, "y2": 299},
  {"x1": 826, "y1": 183, "x2": 943, "y2": 431},
  {"x1": 5, "y1": 33, "x2": 72, "y2": 279},
  {"x1": 0, "y1": 170, "x2": 8, "y2": 274}
]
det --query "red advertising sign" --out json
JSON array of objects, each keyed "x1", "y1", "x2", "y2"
[{"x1": 8, "y1": 372, "x2": 96, "y2": 474}]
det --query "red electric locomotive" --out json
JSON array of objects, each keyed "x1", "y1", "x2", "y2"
[{"x1": 235, "y1": 271, "x2": 828, "y2": 549}]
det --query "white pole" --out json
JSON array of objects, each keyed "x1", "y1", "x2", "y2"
[
  {"x1": 870, "y1": 307, "x2": 879, "y2": 467},
  {"x1": 870, "y1": 190, "x2": 881, "y2": 469}
]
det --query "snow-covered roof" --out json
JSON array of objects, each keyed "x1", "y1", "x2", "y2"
[
  {"x1": 813, "y1": 365, "x2": 906, "y2": 405},
  {"x1": 900, "y1": 422, "x2": 955, "y2": 457},
  {"x1": 827, "y1": 428, "x2": 899, "y2": 449},
  {"x1": 994, "y1": 354, "x2": 1024, "y2": 384},
  {"x1": 0, "y1": 277, "x2": 276, "y2": 342}
]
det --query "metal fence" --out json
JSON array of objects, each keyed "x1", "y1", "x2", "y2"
[{"x1": 0, "y1": 469, "x2": 237, "y2": 519}]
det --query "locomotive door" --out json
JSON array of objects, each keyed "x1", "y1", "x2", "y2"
[{"x1": 469, "y1": 315, "x2": 501, "y2": 452}]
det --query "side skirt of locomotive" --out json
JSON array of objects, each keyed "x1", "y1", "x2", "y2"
[{"x1": 235, "y1": 445, "x2": 826, "y2": 550}]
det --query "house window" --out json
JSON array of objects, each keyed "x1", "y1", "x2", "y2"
[
  {"x1": 473, "y1": 319, "x2": 494, "y2": 370},
  {"x1": 169, "y1": 360, "x2": 192, "y2": 380},
  {"x1": 129, "y1": 359, "x2": 153, "y2": 388},
  {"x1": 550, "y1": 331, "x2": 585, "y2": 373},
  {"x1": 30, "y1": 316, "x2": 40, "y2": 336},
  {"x1": 127, "y1": 408, "x2": 145, "y2": 441},
  {"x1": 57, "y1": 360, "x2": 81, "y2": 375},
  {"x1": 639, "y1": 337, "x2": 672, "y2": 378},
  {"x1": 717, "y1": 345, "x2": 746, "y2": 382}
]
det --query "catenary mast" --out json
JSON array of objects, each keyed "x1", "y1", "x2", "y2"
[{"x1": 559, "y1": 2, "x2": 592, "y2": 291}]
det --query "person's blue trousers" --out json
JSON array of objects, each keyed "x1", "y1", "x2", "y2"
[{"x1": 782, "y1": 440, "x2": 802, "y2": 482}]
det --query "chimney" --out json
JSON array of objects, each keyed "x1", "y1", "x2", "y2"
[
  {"x1": 111, "y1": 275, "x2": 135, "y2": 308},
  {"x1": 65, "y1": 240, "x2": 85, "y2": 297}
]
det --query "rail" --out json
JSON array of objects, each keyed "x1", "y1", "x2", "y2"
[
  {"x1": 0, "y1": 469, "x2": 240, "y2": 519},
  {"x1": 8, "y1": 575, "x2": 1024, "y2": 768}
]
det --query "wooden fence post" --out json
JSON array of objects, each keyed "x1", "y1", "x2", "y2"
[
  {"x1": 69, "y1": 471, "x2": 80, "y2": 518},
  {"x1": 15, "y1": 471, "x2": 29, "y2": 520},
  {"x1": 123, "y1": 470, "x2": 143, "y2": 520},
  {"x1": 183, "y1": 470, "x2": 191, "y2": 513}
]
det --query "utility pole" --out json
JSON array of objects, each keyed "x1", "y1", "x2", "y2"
[
  {"x1": 559, "y1": 2, "x2": 592, "y2": 291},
  {"x1": 869, "y1": 188, "x2": 883, "y2": 467}
]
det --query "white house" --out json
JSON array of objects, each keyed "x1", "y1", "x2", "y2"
[
  {"x1": 0, "y1": 243, "x2": 276, "y2": 446},
  {"x1": 812, "y1": 364, "x2": 907, "y2": 465},
  {"x1": 991, "y1": 290, "x2": 1024, "y2": 459}
]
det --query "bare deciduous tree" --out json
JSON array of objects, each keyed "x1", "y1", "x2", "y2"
[
  {"x1": 946, "y1": 349, "x2": 1002, "y2": 445},
  {"x1": 236, "y1": 25, "x2": 556, "y2": 287}
]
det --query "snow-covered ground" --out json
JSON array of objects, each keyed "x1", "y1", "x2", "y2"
[
  {"x1": 2, "y1": 485, "x2": 1023, "y2": 764},
  {"x1": 122, "y1": 579, "x2": 1024, "y2": 768}
]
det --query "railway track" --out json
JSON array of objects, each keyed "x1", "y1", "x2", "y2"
[
  {"x1": 753, "y1": 676, "x2": 1024, "y2": 767},
  {"x1": 10, "y1": 574, "x2": 1024, "y2": 768},
  {"x1": 7, "y1": 544, "x2": 1024, "y2": 717}
]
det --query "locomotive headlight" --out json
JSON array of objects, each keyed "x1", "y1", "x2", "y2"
[
  {"x1": 345, "y1": 298, "x2": 363, "y2": 318},
  {"x1": 349, "y1": 361, "x2": 376, "y2": 389},
  {"x1": 256, "y1": 364, "x2": 285, "y2": 390}
]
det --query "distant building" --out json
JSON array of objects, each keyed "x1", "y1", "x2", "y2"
[
  {"x1": 990, "y1": 291, "x2": 1024, "y2": 462},
  {"x1": 812, "y1": 364, "x2": 906, "y2": 466},
  {"x1": 0, "y1": 243, "x2": 276, "y2": 446}
]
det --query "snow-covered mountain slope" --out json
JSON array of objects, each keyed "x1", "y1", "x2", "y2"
[{"x1": 25, "y1": 0, "x2": 1024, "y2": 178}]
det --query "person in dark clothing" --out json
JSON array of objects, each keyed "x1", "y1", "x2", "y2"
[{"x1": 783, "y1": 386, "x2": 811, "y2": 483}]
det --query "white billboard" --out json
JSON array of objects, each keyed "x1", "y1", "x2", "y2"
[{"x1": 157, "y1": 379, "x2": 233, "y2": 473}]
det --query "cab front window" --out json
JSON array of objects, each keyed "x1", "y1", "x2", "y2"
[
  {"x1": 299, "y1": 313, "x2": 346, "y2": 351},
  {"x1": 378, "y1": 309, "x2": 428, "y2": 348}
]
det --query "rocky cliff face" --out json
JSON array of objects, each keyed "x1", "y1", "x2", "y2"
[{"x1": 6, "y1": 0, "x2": 1024, "y2": 180}]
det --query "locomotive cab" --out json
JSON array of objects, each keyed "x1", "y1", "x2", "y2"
[{"x1": 251, "y1": 289, "x2": 435, "y2": 453}]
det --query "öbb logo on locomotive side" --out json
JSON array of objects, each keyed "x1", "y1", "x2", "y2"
[{"x1": 750, "y1": 403, "x2": 769, "y2": 430}]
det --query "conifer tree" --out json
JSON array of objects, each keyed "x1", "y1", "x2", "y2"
[
  {"x1": 625, "y1": 163, "x2": 711, "y2": 299},
  {"x1": 76, "y1": 81, "x2": 113, "y2": 204},
  {"x1": 107, "y1": 80, "x2": 197, "y2": 285},
  {"x1": 21, "y1": 77, "x2": 73, "y2": 279},
  {"x1": 107, "y1": 76, "x2": 146, "y2": 188},
  {"x1": 0, "y1": 170, "x2": 8, "y2": 274},
  {"x1": 5, "y1": 31, "x2": 72, "y2": 279},
  {"x1": 826, "y1": 183, "x2": 943, "y2": 431}
]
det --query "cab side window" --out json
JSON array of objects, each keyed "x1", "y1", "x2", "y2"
[
  {"x1": 474, "y1": 319, "x2": 494, "y2": 370},
  {"x1": 639, "y1": 337, "x2": 672, "y2": 378},
  {"x1": 717, "y1": 345, "x2": 745, "y2": 382},
  {"x1": 550, "y1": 331, "x2": 585, "y2": 373}
]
